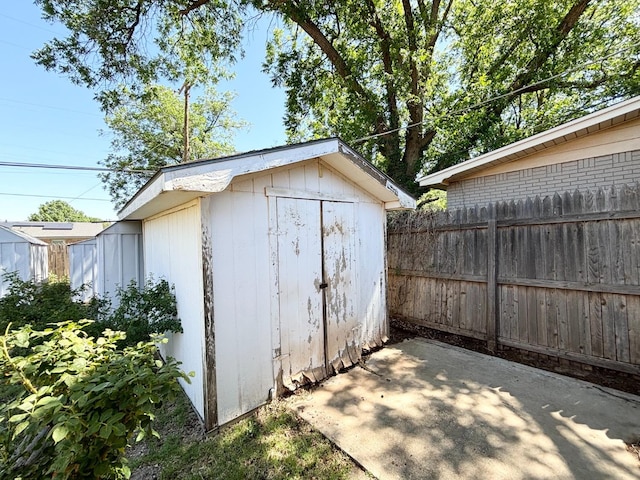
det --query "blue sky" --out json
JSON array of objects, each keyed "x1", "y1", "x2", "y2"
[{"x1": 0, "y1": 3, "x2": 286, "y2": 221}]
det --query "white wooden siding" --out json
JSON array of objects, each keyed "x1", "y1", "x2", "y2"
[
  {"x1": 29, "y1": 244, "x2": 48, "y2": 284},
  {"x1": 323, "y1": 201, "x2": 360, "y2": 371},
  {"x1": 143, "y1": 201, "x2": 206, "y2": 420},
  {"x1": 275, "y1": 197, "x2": 325, "y2": 387},
  {"x1": 203, "y1": 190, "x2": 274, "y2": 425},
  {"x1": 0, "y1": 227, "x2": 48, "y2": 297},
  {"x1": 265, "y1": 160, "x2": 387, "y2": 381},
  {"x1": 98, "y1": 234, "x2": 144, "y2": 296},
  {"x1": 69, "y1": 239, "x2": 98, "y2": 301},
  {"x1": 355, "y1": 202, "x2": 388, "y2": 347}
]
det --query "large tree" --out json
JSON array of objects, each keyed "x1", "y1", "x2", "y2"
[
  {"x1": 100, "y1": 84, "x2": 246, "y2": 208},
  {"x1": 28, "y1": 200, "x2": 101, "y2": 222},
  {"x1": 33, "y1": 0, "x2": 640, "y2": 193}
]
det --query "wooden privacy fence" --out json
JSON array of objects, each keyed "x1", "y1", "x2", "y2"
[
  {"x1": 48, "y1": 243, "x2": 69, "y2": 279},
  {"x1": 387, "y1": 183, "x2": 640, "y2": 375}
]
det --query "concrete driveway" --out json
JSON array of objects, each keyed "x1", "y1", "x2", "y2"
[{"x1": 291, "y1": 339, "x2": 640, "y2": 480}]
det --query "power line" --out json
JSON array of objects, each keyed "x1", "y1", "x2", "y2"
[
  {"x1": 0, "y1": 13, "x2": 60, "y2": 34},
  {"x1": 0, "y1": 161, "x2": 154, "y2": 174},
  {"x1": 0, "y1": 39, "x2": 30, "y2": 50},
  {"x1": 67, "y1": 183, "x2": 103, "y2": 205},
  {"x1": 0, "y1": 192, "x2": 110, "y2": 202},
  {"x1": 353, "y1": 45, "x2": 637, "y2": 144},
  {"x1": 0, "y1": 97, "x2": 102, "y2": 118}
]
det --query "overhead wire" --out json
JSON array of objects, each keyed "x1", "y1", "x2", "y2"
[
  {"x1": 352, "y1": 45, "x2": 637, "y2": 144},
  {"x1": 0, "y1": 192, "x2": 110, "y2": 202},
  {"x1": 0, "y1": 160, "x2": 153, "y2": 174},
  {"x1": 0, "y1": 97, "x2": 102, "y2": 117}
]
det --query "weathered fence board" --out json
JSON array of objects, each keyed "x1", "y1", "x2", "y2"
[
  {"x1": 48, "y1": 243, "x2": 69, "y2": 278},
  {"x1": 388, "y1": 183, "x2": 640, "y2": 375}
]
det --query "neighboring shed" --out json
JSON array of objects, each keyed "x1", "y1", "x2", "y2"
[
  {"x1": 68, "y1": 238, "x2": 97, "y2": 302},
  {"x1": 69, "y1": 221, "x2": 144, "y2": 302},
  {"x1": 119, "y1": 137, "x2": 415, "y2": 429},
  {"x1": 0, "y1": 221, "x2": 106, "y2": 244},
  {"x1": 1, "y1": 222, "x2": 108, "y2": 278},
  {"x1": 0, "y1": 226, "x2": 48, "y2": 297},
  {"x1": 418, "y1": 96, "x2": 640, "y2": 208}
]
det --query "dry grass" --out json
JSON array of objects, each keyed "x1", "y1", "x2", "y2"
[{"x1": 128, "y1": 390, "x2": 365, "y2": 480}]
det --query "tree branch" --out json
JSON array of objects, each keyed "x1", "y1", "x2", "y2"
[
  {"x1": 364, "y1": 0, "x2": 399, "y2": 132},
  {"x1": 125, "y1": 0, "x2": 145, "y2": 47},
  {"x1": 509, "y1": 0, "x2": 591, "y2": 93},
  {"x1": 178, "y1": 0, "x2": 212, "y2": 16}
]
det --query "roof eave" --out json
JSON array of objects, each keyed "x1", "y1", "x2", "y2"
[
  {"x1": 119, "y1": 138, "x2": 415, "y2": 220},
  {"x1": 417, "y1": 96, "x2": 640, "y2": 188}
]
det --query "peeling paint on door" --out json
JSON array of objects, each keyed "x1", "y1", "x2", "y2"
[
  {"x1": 275, "y1": 196, "x2": 325, "y2": 390},
  {"x1": 322, "y1": 201, "x2": 361, "y2": 373}
]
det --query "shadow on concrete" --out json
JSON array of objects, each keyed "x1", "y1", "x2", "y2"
[{"x1": 293, "y1": 339, "x2": 640, "y2": 480}]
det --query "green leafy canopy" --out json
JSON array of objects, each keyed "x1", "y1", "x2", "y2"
[
  {"x1": 99, "y1": 84, "x2": 247, "y2": 208},
  {"x1": 33, "y1": 0, "x2": 640, "y2": 194},
  {"x1": 28, "y1": 200, "x2": 102, "y2": 222}
]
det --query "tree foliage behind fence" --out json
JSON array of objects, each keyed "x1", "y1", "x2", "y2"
[{"x1": 387, "y1": 183, "x2": 640, "y2": 375}]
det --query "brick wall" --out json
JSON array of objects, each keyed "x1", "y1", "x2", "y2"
[{"x1": 447, "y1": 149, "x2": 640, "y2": 209}]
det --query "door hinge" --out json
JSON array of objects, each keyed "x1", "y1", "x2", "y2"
[{"x1": 319, "y1": 282, "x2": 328, "y2": 289}]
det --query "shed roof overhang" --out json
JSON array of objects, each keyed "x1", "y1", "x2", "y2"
[
  {"x1": 417, "y1": 96, "x2": 640, "y2": 189},
  {"x1": 119, "y1": 138, "x2": 416, "y2": 220},
  {"x1": 0, "y1": 225, "x2": 48, "y2": 246}
]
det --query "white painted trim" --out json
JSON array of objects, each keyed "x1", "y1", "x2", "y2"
[
  {"x1": 144, "y1": 199, "x2": 200, "y2": 222},
  {"x1": 418, "y1": 96, "x2": 640, "y2": 187},
  {"x1": 264, "y1": 187, "x2": 359, "y2": 203},
  {"x1": 384, "y1": 201, "x2": 403, "y2": 210},
  {"x1": 120, "y1": 138, "x2": 415, "y2": 219},
  {"x1": 267, "y1": 195, "x2": 282, "y2": 395},
  {"x1": 118, "y1": 172, "x2": 166, "y2": 219}
]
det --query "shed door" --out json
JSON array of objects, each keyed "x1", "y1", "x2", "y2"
[{"x1": 276, "y1": 197, "x2": 357, "y2": 389}]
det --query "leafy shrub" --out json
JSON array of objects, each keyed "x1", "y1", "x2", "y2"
[
  {"x1": 0, "y1": 272, "x2": 108, "y2": 334},
  {"x1": 0, "y1": 274, "x2": 182, "y2": 348},
  {"x1": 107, "y1": 279, "x2": 182, "y2": 346},
  {"x1": 0, "y1": 321, "x2": 191, "y2": 479}
]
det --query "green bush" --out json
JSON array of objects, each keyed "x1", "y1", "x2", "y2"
[
  {"x1": 0, "y1": 321, "x2": 191, "y2": 479},
  {"x1": 107, "y1": 279, "x2": 182, "y2": 346},
  {"x1": 0, "y1": 274, "x2": 182, "y2": 348},
  {"x1": 0, "y1": 272, "x2": 108, "y2": 334}
]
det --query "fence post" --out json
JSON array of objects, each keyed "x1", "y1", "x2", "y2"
[{"x1": 486, "y1": 217, "x2": 498, "y2": 352}]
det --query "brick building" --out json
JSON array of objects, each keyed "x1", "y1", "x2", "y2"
[{"x1": 418, "y1": 96, "x2": 640, "y2": 209}]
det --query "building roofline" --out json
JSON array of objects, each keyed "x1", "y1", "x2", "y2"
[
  {"x1": 418, "y1": 96, "x2": 640, "y2": 188},
  {"x1": 119, "y1": 137, "x2": 415, "y2": 219}
]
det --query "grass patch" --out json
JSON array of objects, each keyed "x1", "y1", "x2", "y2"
[
  {"x1": 1, "y1": 373, "x2": 362, "y2": 479},
  {"x1": 129, "y1": 391, "x2": 361, "y2": 480}
]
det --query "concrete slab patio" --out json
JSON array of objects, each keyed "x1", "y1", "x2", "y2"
[{"x1": 292, "y1": 339, "x2": 640, "y2": 480}]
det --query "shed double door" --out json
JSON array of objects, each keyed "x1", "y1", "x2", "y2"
[{"x1": 276, "y1": 196, "x2": 358, "y2": 388}]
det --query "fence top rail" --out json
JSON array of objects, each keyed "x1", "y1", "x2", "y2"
[{"x1": 388, "y1": 183, "x2": 640, "y2": 233}]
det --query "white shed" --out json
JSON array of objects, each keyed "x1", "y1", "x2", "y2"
[
  {"x1": 69, "y1": 238, "x2": 97, "y2": 302},
  {"x1": 0, "y1": 226, "x2": 48, "y2": 297},
  {"x1": 68, "y1": 221, "x2": 144, "y2": 303},
  {"x1": 119, "y1": 138, "x2": 415, "y2": 429},
  {"x1": 95, "y1": 221, "x2": 144, "y2": 301}
]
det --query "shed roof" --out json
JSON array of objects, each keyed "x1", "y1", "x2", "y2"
[
  {"x1": 0, "y1": 225, "x2": 48, "y2": 246},
  {"x1": 119, "y1": 138, "x2": 416, "y2": 220},
  {"x1": 98, "y1": 220, "x2": 142, "y2": 236},
  {"x1": 1, "y1": 222, "x2": 107, "y2": 239},
  {"x1": 418, "y1": 96, "x2": 640, "y2": 188}
]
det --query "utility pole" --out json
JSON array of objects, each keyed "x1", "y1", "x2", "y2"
[{"x1": 178, "y1": 81, "x2": 191, "y2": 163}]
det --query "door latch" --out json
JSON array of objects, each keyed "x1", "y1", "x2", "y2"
[{"x1": 319, "y1": 282, "x2": 328, "y2": 289}]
